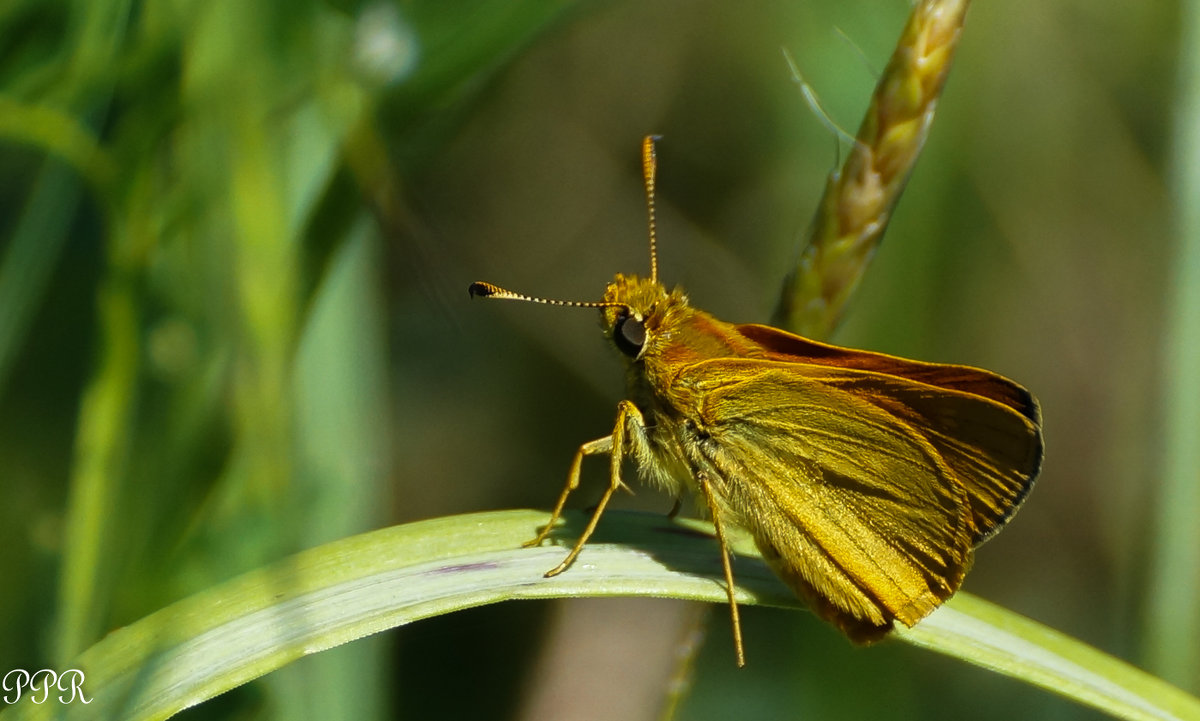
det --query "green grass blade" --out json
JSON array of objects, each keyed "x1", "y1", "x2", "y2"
[
  {"x1": 54, "y1": 276, "x2": 140, "y2": 663},
  {"x1": 901, "y1": 594, "x2": 1200, "y2": 721},
  {"x1": 1144, "y1": 0, "x2": 1200, "y2": 686},
  {"x1": 2, "y1": 510, "x2": 1196, "y2": 721}
]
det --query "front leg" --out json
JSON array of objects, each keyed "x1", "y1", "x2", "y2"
[
  {"x1": 523, "y1": 435, "x2": 613, "y2": 549},
  {"x1": 542, "y1": 400, "x2": 646, "y2": 577}
]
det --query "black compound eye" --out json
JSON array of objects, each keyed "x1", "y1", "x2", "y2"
[{"x1": 613, "y1": 312, "x2": 646, "y2": 358}]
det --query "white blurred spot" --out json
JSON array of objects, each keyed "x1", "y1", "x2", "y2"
[{"x1": 353, "y1": 3, "x2": 420, "y2": 86}]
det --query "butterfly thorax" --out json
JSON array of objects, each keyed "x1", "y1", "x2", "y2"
[{"x1": 599, "y1": 273, "x2": 765, "y2": 496}]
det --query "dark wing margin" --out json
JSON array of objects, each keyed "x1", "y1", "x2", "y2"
[{"x1": 847, "y1": 373, "x2": 1041, "y2": 544}]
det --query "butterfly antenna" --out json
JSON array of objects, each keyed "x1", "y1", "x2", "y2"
[
  {"x1": 641, "y1": 135, "x2": 661, "y2": 283},
  {"x1": 468, "y1": 281, "x2": 626, "y2": 310}
]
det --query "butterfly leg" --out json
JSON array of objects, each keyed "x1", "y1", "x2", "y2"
[
  {"x1": 697, "y1": 472, "x2": 746, "y2": 667},
  {"x1": 543, "y1": 401, "x2": 642, "y2": 577},
  {"x1": 524, "y1": 435, "x2": 614, "y2": 549}
]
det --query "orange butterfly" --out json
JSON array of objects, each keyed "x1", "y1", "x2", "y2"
[{"x1": 471, "y1": 137, "x2": 1042, "y2": 665}]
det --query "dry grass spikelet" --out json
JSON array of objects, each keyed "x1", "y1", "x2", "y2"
[{"x1": 775, "y1": 0, "x2": 970, "y2": 340}]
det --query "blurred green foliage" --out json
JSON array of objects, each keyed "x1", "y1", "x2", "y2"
[{"x1": 0, "y1": 1, "x2": 1193, "y2": 720}]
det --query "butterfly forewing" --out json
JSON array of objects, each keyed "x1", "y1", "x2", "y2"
[
  {"x1": 735, "y1": 323, "x2": 1043, "y2": 543},
  {"x1": 669, "y1": 359, "x2": 976, "y2": 637},
  {"x1": 739, "y1": 323, "x2": 1040, "y2": 424}
]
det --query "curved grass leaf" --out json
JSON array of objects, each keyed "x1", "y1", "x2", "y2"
[{"x1": 1, "y1": 510, "x2": 1197, "y2": 721}]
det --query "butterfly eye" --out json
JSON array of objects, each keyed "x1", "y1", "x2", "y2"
[{"x1": 613, "y1": 312, "x2": 646, "y2": 358}]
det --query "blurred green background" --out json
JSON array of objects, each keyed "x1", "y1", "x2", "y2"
[{"x1": 0, "y1": 0, "x2": 1194, "y2": 719}]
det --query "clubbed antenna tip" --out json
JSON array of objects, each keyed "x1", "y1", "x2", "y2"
[{"x1": 468, "y1": 281, "x2": 504, "y2": 299}]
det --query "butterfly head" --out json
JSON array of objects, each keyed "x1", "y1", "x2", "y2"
[{"x1": 601, "y1": 273, "x2": 680, "y2": 360}]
